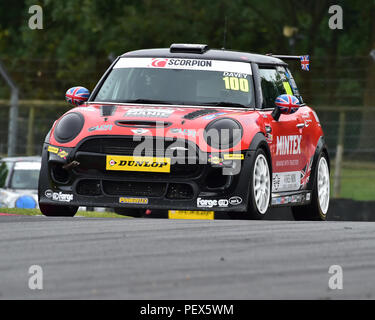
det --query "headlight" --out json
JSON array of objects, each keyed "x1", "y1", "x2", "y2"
[
  {"x1": 204, "y1": 118, "x2": 242, "y2": 149},
  {"x1": 54, "y1": 112, "x2": 84, "y2": 143}
]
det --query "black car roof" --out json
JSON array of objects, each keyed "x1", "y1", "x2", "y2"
[{"x1": 121, "y1": 48, "x2": 287, "y2": 66}]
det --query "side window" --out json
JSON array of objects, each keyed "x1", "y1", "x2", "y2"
[{"x1": 259, "y1": 67, "x2": 287, "y2": 108}]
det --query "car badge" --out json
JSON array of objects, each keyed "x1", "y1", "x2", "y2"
[{"x1": 131, "y1": 128, "x2": 149, "y2": 135}]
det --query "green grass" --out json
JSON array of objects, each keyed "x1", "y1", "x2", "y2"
[
  {"x1": 0, "y1": 207, "x2": 128, "y2": 218},
  {"x1": 331, "y1": 162, "x2": 375, "y2": 201},
  {"x1": 1, "y1": 161, "x2": 374, "y2": 218}
]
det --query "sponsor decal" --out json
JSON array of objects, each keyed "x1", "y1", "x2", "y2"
[
  {"x1": 168, "y1": 58, "x2": 212, "y2": 68},
  {"x1": 218, "y1": 199, "x2": 229, "y2": 207},
  {"x1": 48, "y1": 146, "x2": 69, "y2": 159},
  {"x1": 169, "y1": 128, "x2": 196, "y2": 137},
  {"x1": 196, "y1": 198, "x2": 232, "y2": 208},
  {"x1": 44, "y1": 189, "x2": 53, "y2": 198},
  {"x1": 131, "y1": 128, "x2": 149, "y2": 135},
  {"x1": 45, "y1": 189, "x2": 73, "y2": 203},
  {"x1": 197, "y1": 198, "x2": 218, "y2": 208},
  {"x1": 276, "y1": 135, "x2": 302, "y2": 156},
  {"x1": 276, "y1": 159, "x2": 299, "y2": 167},
  {"x1": 114, "y1": 57, "x2": 253, "y2": 74},
  {"x1": 168, "y1": 210, "x2": 214, "y2": 220},
  {"x1": 47, "y1": 146, "x2": 58, "y2": 154},
  {"x1": 223, "y1": 71, "x2": 248, "y2": 78},
  {"x1": 272, "y1": 172, "x2": 301, "y2": 192},
  {"x1": 124, "y1": 108, "x2": 174, "y2": 118},
  {"x1": 229, "y1": 196, "x2": 242, "y2": 206},
  {"x1": 300, "y1": 156, "x2": 313, "y2": 188},
  {"x1": 203, "y1": 112, "x2": 226, "y2": 120},
  {"x1": 106, "y1": 155, "x2": 171, "y2": 173},
  {"x1": 57, "y1": 150, "x2": 68, "y2": 159},
  {"x1": 223, "y1": 154, "x2": 244, "y2": 160},
  {"x1": 208, "y1": 155, "x2": 224, "y2": 165},
  {"x1": 119, "y1": 197, "x2": 148, "y2": 204},
  {"x1": 151, "y1": 58, "x2": 168, "y2": 68},
  {"x1": 272, "y1": 193, "x2": 310, "y2": 206},
  {"x1": 88, "y1": 124, "x2": 113, "y2": 132}
]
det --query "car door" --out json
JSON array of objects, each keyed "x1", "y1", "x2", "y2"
[{"x1": 257, "y1": 65, "x2": 306, "y2": 193}]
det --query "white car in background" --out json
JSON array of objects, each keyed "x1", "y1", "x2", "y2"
[{"x1": 0, "y1": 156, "x2": 41, "y2": 209}]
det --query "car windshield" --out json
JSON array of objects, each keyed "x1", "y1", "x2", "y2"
[
  {"x1": 93, "y1": 57, "x2": 254, "y2": 108},
  {"x1": 10, "y1": 162, "x2": 40, "y2": 190}
]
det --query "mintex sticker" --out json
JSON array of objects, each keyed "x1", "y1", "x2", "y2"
[{"x1": 114, "y1": 57, "x2": 252, "y2": 74}]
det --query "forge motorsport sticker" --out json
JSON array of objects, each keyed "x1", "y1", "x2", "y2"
[{"x1": 124, "y1": 108, "x2": 174, "y2": 118}]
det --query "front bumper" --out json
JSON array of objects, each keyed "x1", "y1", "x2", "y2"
[{"x1": 38, "y1": 137, "x2": 255, "y2": 212}]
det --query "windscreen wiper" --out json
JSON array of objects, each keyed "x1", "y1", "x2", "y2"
[
  {"x1": 119, "y1": 99, "x2": 174, "y2": 105},
  {"x1": 199, "y1": 101, "x2": 249, "y2": 108}
]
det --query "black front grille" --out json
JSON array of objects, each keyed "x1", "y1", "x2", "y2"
[
  {"x1": 77, "y1": 137, "x2": 198, "y2": 157},
  {"x1": 76, "y1": 179, "x2": 194, "y2": 199},
  {"x1": 77, "y1": 180, "x2": 102, "y2": 196},
  {"x1": 166, "y1": 183, "x2": 194, "y2": 199},
  {"x1": 102, "y1": 180, "x2": 167, "y2": 197}
]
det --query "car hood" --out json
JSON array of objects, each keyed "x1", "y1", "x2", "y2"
[{"x1": 49, "y1": 103, "x2": 261, "y2": 151}]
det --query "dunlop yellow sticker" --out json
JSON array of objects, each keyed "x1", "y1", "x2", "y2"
[
  {"x1": 106, "y1": 155, "x2": 171, "y2": 173},
  {"x1": 48, "y1": 146, "x2": 59, "y2": 154},
  {"x1": 283, "y1": 81, "x2": 293, "y2": 95},
  {"x1": 223, "y1": 154, "x2": 244, "y2": 160},
  {"x1": 119, "y1": 197, "x2": 148, "y2": 204},
  {"x1": 168, "y1": 210, "x2": 214, "y2": 220}
]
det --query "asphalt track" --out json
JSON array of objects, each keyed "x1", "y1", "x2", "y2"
[{"x1": 1, "y1": 213, "x2": 375, "y2": 299}]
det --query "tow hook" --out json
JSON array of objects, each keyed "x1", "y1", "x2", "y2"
[{"x1": 62, "y1": 161, "x2": 80, "y2": 170}]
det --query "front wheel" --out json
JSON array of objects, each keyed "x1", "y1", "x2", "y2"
[
  {"x1": 39, "y1": 203, "x2": 78, "y2": 217},
  {"x1": 292, "y1": 153, "x2": 330, "y2": 221},
  {"x1": 247, "y1": 149, "x2": 271, "y2": 219}
]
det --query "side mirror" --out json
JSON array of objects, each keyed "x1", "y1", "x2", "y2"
[
  {"x1": 65, "y1": 86, "x2": 90, "y2": 106},
  {"x1": 271, "y1": 94, "x2": 300, "y2": 121}
]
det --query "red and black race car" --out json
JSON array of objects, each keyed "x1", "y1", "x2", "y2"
[{"x1": 38, "y1": 43, "x2": 330, "y2": 220}]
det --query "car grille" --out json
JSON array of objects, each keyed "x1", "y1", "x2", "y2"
[
  {"x1": 103, "y1": 180, "x2": 166, "y2": 197},
  {"x1": 75, "y1": 137, "x2": 205, "y2": 179},
  {"x1": 77, "y1": 137, "x2": 197, "y2": 157},
  {"x1": 76, "y1": 179, "x2": 194, "y2": 199}
]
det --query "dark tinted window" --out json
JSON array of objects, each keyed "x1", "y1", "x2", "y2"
[{"x1": 259, "y1": 68, "x2": 287, "y2": 108}]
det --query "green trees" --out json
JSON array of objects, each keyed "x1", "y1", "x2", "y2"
[{"x1": 0, "y1": 0, "x2": 373, "y2": 104}]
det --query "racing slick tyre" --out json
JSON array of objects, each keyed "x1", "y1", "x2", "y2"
[
  {"x1": 39, "y1": 203, "x2": 78, "y2": 217},
  {"x1": 114, "y1": 208, "x2": 143, "y2": 218},
  {"x1": 292, "y1": 153, "x2": 330, "y2": 221},
  {"x1": 230, "y1": 149, "x2": 271, "y2": 220}
]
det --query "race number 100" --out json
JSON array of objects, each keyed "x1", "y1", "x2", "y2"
[{"x1": 223, "y1": 77, "x2": 249, "y2": 92}]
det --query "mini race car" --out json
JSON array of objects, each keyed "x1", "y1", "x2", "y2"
[
  {"x1": 38, "y1": 43, "x2": 330, "y2": 220},
  {"x1": 0, "y1": 156, "x2": 41, "y2": 209}
]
